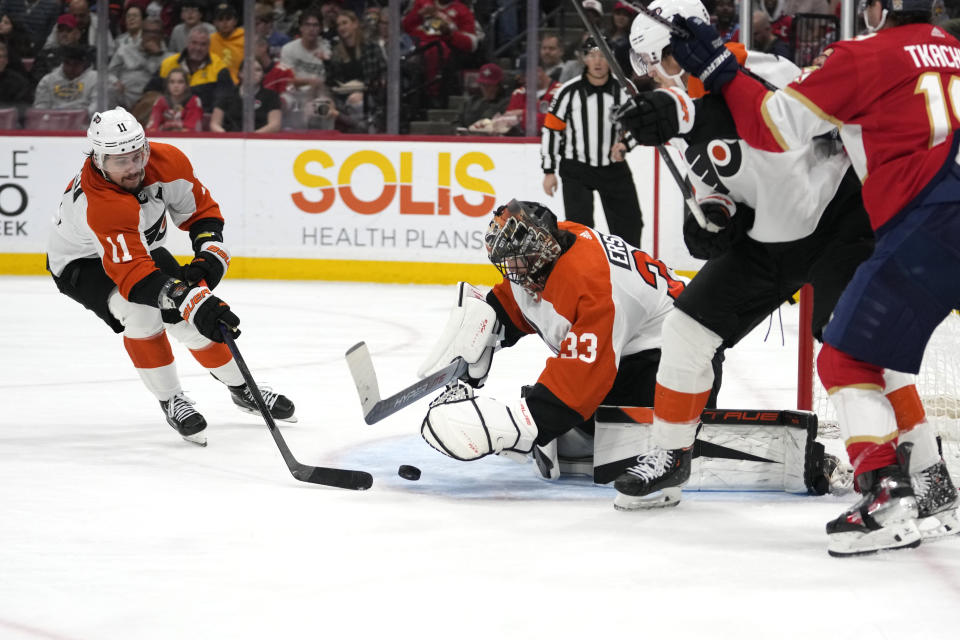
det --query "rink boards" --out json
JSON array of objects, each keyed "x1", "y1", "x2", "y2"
[{"x1": 0, "y1": 133, "x2": 695, "y2": 282}]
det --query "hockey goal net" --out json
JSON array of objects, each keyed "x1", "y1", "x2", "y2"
[{"x1": 797, "y1": 286, "x2": 960, "y2": 479}]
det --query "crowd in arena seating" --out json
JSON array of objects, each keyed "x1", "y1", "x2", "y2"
[{"x1": 1, "y1": 0, "x2": 959, "y2": 134}]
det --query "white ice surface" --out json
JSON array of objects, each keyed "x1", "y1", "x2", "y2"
[{"x1": 1, "y1": 276, "x2": 958, "y2": 640}]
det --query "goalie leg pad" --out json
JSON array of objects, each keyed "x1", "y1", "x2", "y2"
[{"x1": 421, "y1": 383, "x2": 537, "y2": 461}]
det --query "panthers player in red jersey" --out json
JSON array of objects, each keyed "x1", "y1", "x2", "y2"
[
  {"x1": 667, "y1": 0, "x2": 959, "y2": 555},
  {"x1": 47, "y1": 107, "x2": 295, "y2": 446},
  {"x1": 418, "y1": 200, "x2": 720, "y2": 477}
]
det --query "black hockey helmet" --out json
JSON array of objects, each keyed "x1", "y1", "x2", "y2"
[
  {"x1": 860, "y1": 0, "x2": 932, "y2": 31},
  {"x1": 485, "y1": 200, "x2": 563, "y2": 295}
]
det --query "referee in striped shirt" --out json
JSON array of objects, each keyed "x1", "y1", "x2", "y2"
[{"x1": 541, "y1": 36, "x2": 644, "y2": 247}]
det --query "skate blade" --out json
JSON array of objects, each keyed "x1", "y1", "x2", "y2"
[
  {"x1": 181, "y1": 431, "x2": 207, "y2": 446},
  {"x1": 235, "y1": 405, "x2": 298, "y2": 423},
  {"x1": 827, "y1": 520, "x2": 922, "y2": 557},
  {"x1": 918, "y1": 509, "x2": 959, "y2": 542},
  {"x1": 613, "y1": 487, "x2": 682, "y2": 511}
]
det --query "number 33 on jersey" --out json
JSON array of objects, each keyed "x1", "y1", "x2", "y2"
[{"x1": 489, "y1": 221, "x2": 683, "y2": 419}]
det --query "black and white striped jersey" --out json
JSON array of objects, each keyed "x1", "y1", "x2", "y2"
[{"x1": 541, "y1": 74, "x2": 634, "y2": 172}]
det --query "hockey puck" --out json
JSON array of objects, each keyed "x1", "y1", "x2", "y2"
[{"x1": 398, "y1": 465, "x2": 421, "y2": 481}]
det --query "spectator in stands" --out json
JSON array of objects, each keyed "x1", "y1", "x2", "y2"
[
  {"x1": 318, "y1": 0, "x2": 342, "y2": 48},
  {"x1": 783, "y1": 0, "x2": 830, "y2": 14},
  {"x1": 402, "y1": 0, "x2": 479, "y2": 107},
  {"x1": 33, "y1": 43, "x2": 97, "y2": 112},
  {"x1": 539, "y1": 34, "x2": 566, "y2": 82},
  {"x1": 42, "y1": 0, "x2": 113, "y2": 54},
  {"x1": 375, "y1": 5, "x2": 415, "y2": 58},
  {"x1": 169, "y1": 0, "x2": 215, "y2": 54},
  {"x1": 761, "y1": 0, "x2": 794, "y2": 42},
  {"x1": 327, "y1": 8, "x2": 385, "y2": 133},
  {"x1": 752, "y1": 9, "x2": 794, "y2": 59},
  {"x1": 503, "y1": 61, "x2": 561, "y2": 135},
  {"x1": 454, "y1": 62, "x2": 509, "y2": 129},
  {"x1": 109, "y1": 16, "x2": 166, "y2": 108},
  {"x1": 210, "y1": 57, "x2": 282, "y2": 132},
  {"x1": 31, "y1": 14, "x2": 85, "y2": 83},
  {"x1": 0, "y1": 12, "x2": 33, "y2": 71},
  {"x1": 115, "y1": 4, "x2": 144, "y2": 51},
  {"x1": 145, "y1": 66, "x2": 203, "y2": 131},
  {"x1": 608, "y1": 1, "x2": 636, "y2": 49},
  {"x1": 254, "y1": 2, "x2": 289, "y2": 61},
  {"x1": 153, "y1": 25, "x2": 234, "y2": 113},
  {"x1": 0, "y1": 0, "x2": 58, "y2": 54},
  {"x1": 0, "y1": 40, "x2": 32, "y2": 113},
  {"x1": 209, "y1": 2, "x2": 243, "y2": 83},
  {"x1": 256, "y1": 35, "x2": 293, "y2": 96},
  {"x1": 712, "y1": 0, "x2": 740, "y2": 42},
  {"x1": 280, "y1": 10, "x2": 334, "y2": 126}
]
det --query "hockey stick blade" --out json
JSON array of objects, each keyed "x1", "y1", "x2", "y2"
[
  {"x1": 220, "y1": 325, "x2": 373, "y2": 490},
  {"x1": 345, "y1": 342, "x2": 469, "y2": 424}
]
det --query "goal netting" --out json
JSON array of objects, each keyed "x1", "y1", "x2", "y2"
[{"x1": 799, "y1": 286, "x2": 960, "y2": 481}]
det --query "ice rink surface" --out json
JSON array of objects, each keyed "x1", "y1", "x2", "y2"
[{"x1": 1, "y1": 276, "x2": 958, "y2": 640}]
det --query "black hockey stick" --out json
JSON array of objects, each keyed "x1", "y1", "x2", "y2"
[
  {"x1": 220, "y1": 325, "x2": 373, "y2": 490},
  {"x1": 568, "y1": 0, "x2": 711, "y2": 229},
  {"x1": 345, "y1": 341, "x2": 468, "y2": 425}
]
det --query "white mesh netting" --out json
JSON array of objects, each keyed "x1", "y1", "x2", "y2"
[{"x1": 812, "y1": 313, "x2": 960, "y2": 478}]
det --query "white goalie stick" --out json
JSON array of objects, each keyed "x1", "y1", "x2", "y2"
[
  {"x1": 345, "y1": 342, "x2": 469, "y2": 424},
  {"x1": 568, "y1": 0, "x2": 711, "y2": 229}
]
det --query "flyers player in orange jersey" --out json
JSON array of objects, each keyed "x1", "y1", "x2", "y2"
[
  {"x1": 418, "y1": 200, "x2": 721, "y2": 478},
  {"x1": 47, "y1": 107, "x2": 295, "y2": 446}
]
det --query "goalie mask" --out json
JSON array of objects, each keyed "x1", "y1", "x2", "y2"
[
  {"x1": 485, "y1": 200, "x2": 563, "y2": 296},
  {"x1": 629, "y1": 0, "x2": 710, "y2": 87}
]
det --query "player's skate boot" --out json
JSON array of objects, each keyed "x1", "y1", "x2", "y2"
[
  {"x1": 229, "y1": 383, "x2": 297, "y2": 423},
  {"x1": 825, "y1": 464, "x2": 921, "y2": 557},
  {"x1": 613, "y1": 445, "x2": 691, "y2": 511},
  {"x1": 912, "y1": 457, "x2": 959, "y2": 542},
  {"x1": 160, "y1": 392, "x2": 207, "y2": 446}
]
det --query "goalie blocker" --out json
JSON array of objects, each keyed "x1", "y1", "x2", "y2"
[{"x1": 582, "y1": 407, "x2": 838, "y2": 494}]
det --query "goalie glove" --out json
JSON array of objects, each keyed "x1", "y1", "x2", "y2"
[
  {"x1": 611, "y1": 88, "x2": 695, "y2": 146},
  {"x1": 421, "y1": 382, "x2": 538, "y2": 462},
  {"x1": 669, "y1": 16, "x2": 739, "y2": 94},
  {"x1": 418, "y1": 282, "x2": 503, "y2": 388},
  {"x1": 682, "y1": 194, "x2": 755, "y2": 260}
]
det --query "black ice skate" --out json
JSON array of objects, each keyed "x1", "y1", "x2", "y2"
[
  {"x1": 826, "y1": 464, "x2": 921, "y2": 557},
  {"x1": 160, "y1": 392, "x2": 207, "y2": 446},
  {"x1": 912, "y1": 458, "x2": 959, "y2": 541},
  {"x1": 613, "y1": 446, "x2": 691, "y2": 511},
  {"x1": 229, "y1": 383, "x2": 297, "y2": 423}
]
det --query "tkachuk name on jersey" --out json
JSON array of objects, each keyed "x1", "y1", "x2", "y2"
[{"x1": 903, "y1": 43, "x2": 960, "y2": 69}]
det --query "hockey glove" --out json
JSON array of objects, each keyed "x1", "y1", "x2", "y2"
[
  {"x1": 670, "y1": 16, "x2": 738, "y2": 94},
  {"x1": 682, "y1": 196, "x2": 754, "y2": 260},
  {"x1": 181, "y1": 240, "x2": 230, "y2": 290},
  {"x1": 160, "y1": 279, "x2": 240, "y2": 343},
  {"x1": 612, "y1": 89, "x2": 695, "y2": 146}
]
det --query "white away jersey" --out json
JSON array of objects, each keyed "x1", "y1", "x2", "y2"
[{"x1": 490, "y1": 221, "x2": 683, "y2": 419}]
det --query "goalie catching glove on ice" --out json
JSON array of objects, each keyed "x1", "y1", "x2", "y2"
[{"x1": 419, "y1": 199, "x2": 721, "y2": 469}]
